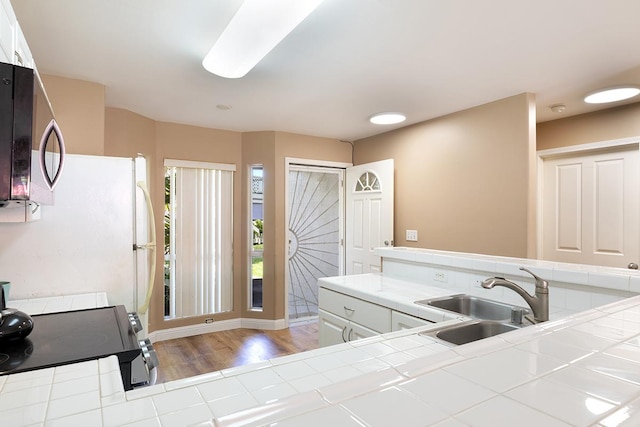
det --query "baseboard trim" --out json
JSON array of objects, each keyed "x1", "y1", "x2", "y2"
[{"x1": 148, "y1": 317, "x2": 288, "y2": 342}]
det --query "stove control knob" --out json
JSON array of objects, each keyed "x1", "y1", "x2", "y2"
[
  {"x1": 139, "y1": 338, "x2": 159, "y2": 369},
  {"x1": 128, "y1": 312, "x2": 143, "y2": 333}
]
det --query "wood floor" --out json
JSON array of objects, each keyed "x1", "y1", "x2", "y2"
[{"x1": 153, "y1": 322, "x2": 319, "y2": 383}]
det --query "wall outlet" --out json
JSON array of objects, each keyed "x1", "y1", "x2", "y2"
[
  {"x1": 406, "y1": 229, "x2": 418, "y2": 241},
  {"x1": 205, "y1": 318, "x2": 214, "y2": 324},
  {"x1": 434, "y1": 271, "x2": 448, "y2": 283}
]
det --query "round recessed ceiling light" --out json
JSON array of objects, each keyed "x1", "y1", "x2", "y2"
[
  {"x1": 369, "y1": 112, "x2": 406, "y2": 125},
  {"x1": 584, "y1": 86, "x2": 640, "y2": 104}
]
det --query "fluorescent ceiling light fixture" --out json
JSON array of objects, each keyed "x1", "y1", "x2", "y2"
[
  {"x1": 369, "y1": 112, "x2": 406, "y2": 125},
  {"x1": 584, "y1": 86, "x2": 640, "y2": 104},
  {"x1": 202, "y1": 0, "x2": 323, "y2": 79}
]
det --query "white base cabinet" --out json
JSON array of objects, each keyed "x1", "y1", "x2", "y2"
[
  {"x1": 391, "y1": 310, "x2": 433, "y2": 332},
  {"x1": 318, "y1": 309, "x2": 380, "y2": 346},
  {"x1": 319, "y1": 288, "x2": 391, "y2": 347},
  {"x1": 319, "y1": 287, "x2": 439, "y2": 347}
]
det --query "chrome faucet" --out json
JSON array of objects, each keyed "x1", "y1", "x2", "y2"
[{"x1": 481, "y1": 267, "x2": 549, "y2": 323}]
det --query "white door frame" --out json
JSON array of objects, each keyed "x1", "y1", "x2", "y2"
[
  {"x1": 536, "y1": 136, "x2": 640, "y2": 260},
  {"x1": 284, "y1": 157, "x2": 352, "y2": 327}
]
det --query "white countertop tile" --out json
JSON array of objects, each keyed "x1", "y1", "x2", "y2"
[
  {"x1": 50, "y1": 375, "x2": 99, "y2": 400},
  {"x1": 5, "y1": 255, "x2": 640, "y2": 427},
  {"x1": 215, "y1": 390, "x2": 328, "y2": 427},
  {"x1": 101, "y1": 397, "x2": 157, "y2": 427},
  {"x1": 432, "y1": 418, "x2": 470, "y2": 427},
  {"x1": 575, "y1": 353, "x2": 640, "y2": 385},
  {"x1": 235, "y1": 368, "x2": 284, "y2": 392},
  {"x1": 159, "y1": 403, "x2": 213, "y2": 427},
  {"x1": 2, "y1": 370, "x2": 53, "y2": 393},
  {"x1": 44, "y1": 408, "x2": 103, "y2": 427},
  {"x1": 250, "y1": 382, "x2": 298, "y2": 405},
  {"x1": 454, "y1": 395, "x2": 572, "y2": 427},
  {"x1": 0, "y1": 384, "x2": 51, "y2": 412},
  {"x1": 123, "y1": 417, "x2": 162, "y2": 427},
  {"x1": 604, "y1": 342, "x2": 640, "y2": 363},
  {"x1": 0, "y1": 401, "x2": 47, "y2": 426},
  {"x1": 206, "y1": 391, "x2": 259, "y2": 419},
  {"x1": 543, "y1": 328, "x2": 618, "y2": 352},
  {"x1": 317, "y1": 368, "x2": 405, "y2": 404},
  {"x1": 506, "y1": 378, "x2": 616, "y2": 426},
  {"x1": 270, "y1": 360, "x2": 318, "y2": 382},
  {"x1": 46, "y1": 389, "x2": 101, "y2": 420},
  {"x1": 398, "y1": 370, "x2": 496, "y2": 416},
  {"x1": 444, "y1": 347, "x2": 567, "y2": 393},
  {"x1": 544, "y1": 365, "x2": 640, "y2": 405},
  {"x1": 321, "y1": 365, "x2": 365, "y2": 383},
  {"x1": 516, "y1": 335, "x2": 597, "y2": 363},
  {"x1": 151, "y1": 387, "x2": 205, "y2": 416},
  {"x1": 377, "y1": 351, "x2": 415, "y2": 366},
  {"x1": 288, "y1": 373, "x2": 332, "y2": 393},
  {"x1": 270, "y1": 404, "x2": 364, "y2": 427},
  {"x1": 340, "y1": 386, "x2": 449, "y2": 427},
  {"x1": 599, "y1": 396, "x2": 640, "y2": 427}
]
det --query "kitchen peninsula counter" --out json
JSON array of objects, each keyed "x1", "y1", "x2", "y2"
[{"x1": 3, "y1": 263, "x2": 640, "y2": 425}]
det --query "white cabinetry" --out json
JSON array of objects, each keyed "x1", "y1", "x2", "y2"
[
  {"x1": 391, "y1": 310, "x2": 433, "y2": 331},
  {"x1": 0, "y1": 0, "x2": 33, "y2": 67},
  {"x1": 0, "y1": 0, "x2": 15, "y2": 63},
  {"x1": 14, "y1": 22, "x2": 32, "y2": 67},
  {"x1": 318, "y1": 288, "x2": 391, "y2": 347}
]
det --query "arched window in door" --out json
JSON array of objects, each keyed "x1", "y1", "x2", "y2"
[{"x1": 354, "y1": 171, "x2": 381, "y2": 192}]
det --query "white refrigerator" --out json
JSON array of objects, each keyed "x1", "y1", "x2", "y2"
[{"x1": 0, "y1": 153, "x2": 155, "y2": 331}]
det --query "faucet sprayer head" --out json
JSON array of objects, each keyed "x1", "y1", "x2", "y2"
[{"x1": 481, "y1": 277, "x2": 504, "y2": 289}]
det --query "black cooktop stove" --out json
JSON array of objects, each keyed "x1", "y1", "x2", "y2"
[{"x1": 0, "y1": 305, "x2": 141, "y2": 384}]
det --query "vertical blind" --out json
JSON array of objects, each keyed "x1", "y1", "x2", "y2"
[{"x1": 165, "y1": 159, "x2": 234, "y2": 319}]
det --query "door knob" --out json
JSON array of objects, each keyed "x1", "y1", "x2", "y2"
[{"x1": 628, "y1": 262, "x2": 639, "y2": 270}]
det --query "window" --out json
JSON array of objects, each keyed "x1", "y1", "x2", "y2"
[
  {"x1": 250, "y1": 165, "x2": 263, "y2": 311},
  {"x1": 355, "y1": 171, "x2": 380, "y2": 192},
  {"x1": 164, "y1": 159, "x2": 234, "y2": 319}
]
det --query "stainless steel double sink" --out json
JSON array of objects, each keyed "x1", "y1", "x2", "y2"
[{"x1": 415, "y1": 294, "x2": 530, "y2": 345}]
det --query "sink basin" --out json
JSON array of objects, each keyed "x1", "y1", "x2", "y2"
[
  {"x1": 424, "y1": 320, "x2": 520, "y2": 345},
  {"x1": 415, "y1": 294, "x2": 529, "y2": 322}
]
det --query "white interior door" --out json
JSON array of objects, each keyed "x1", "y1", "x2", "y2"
[
  {"x1": 542, "y1": 147, "x2": 639, "y2": 268},
  {"x1": 345, "y1": 159, "x2": 394, "y2": 274}
]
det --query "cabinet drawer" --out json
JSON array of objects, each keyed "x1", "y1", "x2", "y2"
[
  {"x1": 391, "y1": 310, "x2": 434, "y2": 331},
  {"x1": 319, "y1": 288, "x2": 391, "y2": 333}
]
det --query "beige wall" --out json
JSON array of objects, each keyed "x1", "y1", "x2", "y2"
[
  {"x1": 42, "y1": 74, "x2": 105, "y2": 155},
  {"x1": 273, "y1": 132, "x2": 351, "y2": 318},
  {"x1": 537, "y1": 102, "x2": 640, "y2": 150},
  {"x1": 103, "y1": 110, "x2": 349, "y2": 328},
  {"x1": 240, "y1": 131, "x2": 351, "y2": 320},
  {"x1": 104, "y1": 108, "x2": 156, "y2": 159},
  {"x1": 241, "y1": 132, "x2": 277, "y2": 320},
  {"x1": 354, "y1": 93, "x2": 536, "y2": 258}
]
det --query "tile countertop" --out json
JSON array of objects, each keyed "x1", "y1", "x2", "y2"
[
  {"x1": 8, "y1": 292, "x2": 110, "y2": 314},
  {"x1": 5, "y1": 289, "x2": 640, "y2": 425},
  {"x1": 317, "y1": 273, "x2": 574, "y2": 322}
]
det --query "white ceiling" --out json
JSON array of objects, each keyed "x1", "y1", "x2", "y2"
[{"x1": 10, "y1": 0, "x2": 640, "y2": 141}]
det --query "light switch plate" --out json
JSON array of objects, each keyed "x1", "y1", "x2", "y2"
[{"x1": 406, "y1": 229, "x2": 418, "y2": 241}]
